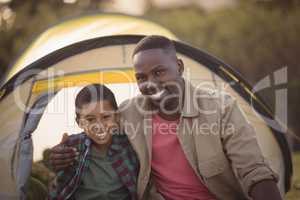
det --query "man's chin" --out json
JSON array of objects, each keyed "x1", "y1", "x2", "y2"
[
  {"x1": 150, "y1": 99, "x2": 178, "y2": 111},
  {"x1": 148, "y1": 98, "x2": 162, "y2": 107}
]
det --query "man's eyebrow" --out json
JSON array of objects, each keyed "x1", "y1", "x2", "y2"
[
  {"x1": 150, "y1": 65, "x2": 166, "y2": 72},
  {"x1": 135, "y1": 64, "x2": 166, "y2": 76},
  {"x1": 135, "y1": 72, "x2": 145, "y2": 78},
  {"x1": 154, "y1": 65, "x2": 166, "y2": 69}
]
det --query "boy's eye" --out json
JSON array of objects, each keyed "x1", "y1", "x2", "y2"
[
  {"x1": 86, "y1": 118, "x2": 96, "y2": 122},
  {"x1": 102, "y1": 114, "x2": 111, "y2": 119}
]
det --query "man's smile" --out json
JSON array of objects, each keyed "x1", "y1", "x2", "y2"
[{"x1": 147, "y1": 89, "x2": 167, "y2": 100}]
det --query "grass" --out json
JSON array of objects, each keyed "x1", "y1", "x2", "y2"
[{"x1": 286, "y1": 152, "x2": 300, "y2": 200}]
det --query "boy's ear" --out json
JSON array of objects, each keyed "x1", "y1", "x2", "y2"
[
  {"x1": 76, "y1": 117, "x2": 84, "y2": 129},
  {"x1": 76, "y1": 117, "x2": 80, "y2": 127}
]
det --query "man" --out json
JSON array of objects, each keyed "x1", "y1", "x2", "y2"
[{"x1": 50, "y1": 35, "x2": 282, "y2": 200}]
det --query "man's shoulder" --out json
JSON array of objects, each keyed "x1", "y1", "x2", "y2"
[
  {"x1": 119, "y1": 95, "x2": 145, "y2": 113},
  {"x1": 192, "y1": 85, "x2": 237, "y2": 117},
  {"x1": 118, "y1": 95, "x2": 150, "y2": 126},
  {"x1": 194, "y1": 86, "x2": 235, "y2": 104}
]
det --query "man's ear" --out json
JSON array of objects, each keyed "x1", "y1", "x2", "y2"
[{"x1": 177, "y1": 58, "x2": 184, "y2": 75}]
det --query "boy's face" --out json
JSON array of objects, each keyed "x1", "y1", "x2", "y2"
[{"x1": 77, "y1": 100, "x2": 119, "y2": 146}]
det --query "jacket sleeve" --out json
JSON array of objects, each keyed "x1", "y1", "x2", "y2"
[{"x1": 220, "y1": 94, "x2": 278, "y2": 197}]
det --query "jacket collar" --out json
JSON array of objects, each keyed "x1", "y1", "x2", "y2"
[{"x1": 181, "y1": 80, "x2": 199, "y2": 117}]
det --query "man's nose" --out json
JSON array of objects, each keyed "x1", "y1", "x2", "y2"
[{"x1": 143, "y1": 81, "x2": 159, "y2": 94}]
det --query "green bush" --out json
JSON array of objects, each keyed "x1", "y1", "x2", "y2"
[{"x1": 147, "y1": 4, "x2": 300, "y2": 81}]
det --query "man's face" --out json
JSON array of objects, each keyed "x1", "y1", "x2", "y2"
[{"x1": 133, "y1": 48, "x2": 184, "y2": 112}]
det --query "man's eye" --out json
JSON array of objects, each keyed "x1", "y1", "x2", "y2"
[
  {"x1": 136, "y1": 76, "x2": 146, "y2": 82},
  {"x1": 154, "y1": 69, "x2": 165, "y2": 77}
]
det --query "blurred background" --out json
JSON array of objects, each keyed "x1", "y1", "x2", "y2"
[{"x1": 0, "y1": 0, "x2": 299, "y2": 199}]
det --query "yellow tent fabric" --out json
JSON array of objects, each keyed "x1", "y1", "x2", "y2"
[{"x1": 32, "y1": 69, "x2": 136, "y2": 94}]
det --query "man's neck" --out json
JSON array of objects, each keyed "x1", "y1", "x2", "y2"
[{"x1": 157, "y1": 111, "x2": 181, "y2": 121}]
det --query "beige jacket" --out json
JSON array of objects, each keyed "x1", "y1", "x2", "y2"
[{"x1": 119, "y1": 80, "x2": 278, "y2": 200}]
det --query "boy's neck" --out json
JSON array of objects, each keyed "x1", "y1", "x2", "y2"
[{"x1": 92, "y1": 141, "x2": 112, "y2": 156}]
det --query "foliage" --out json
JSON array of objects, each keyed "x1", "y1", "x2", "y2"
[{"x1": 0, "y1": 0, "x2": 106, "y2": 79}]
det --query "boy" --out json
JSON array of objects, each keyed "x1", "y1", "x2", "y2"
[{"x1": 49, "y1": 84, "x2": 139, "y2": 200}]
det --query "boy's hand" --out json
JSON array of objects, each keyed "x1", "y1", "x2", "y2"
[{"x1": 49, "y1": 133, "x2": 79, "y2": 172}]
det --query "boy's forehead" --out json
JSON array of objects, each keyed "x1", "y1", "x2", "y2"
[{"x1": 79, "y1": 100, "x2": 115, "y2": 113}]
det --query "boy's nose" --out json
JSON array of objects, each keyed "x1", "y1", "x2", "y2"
[{"x1": 90, "y1": 123, "x2": 105, "y2": 133}]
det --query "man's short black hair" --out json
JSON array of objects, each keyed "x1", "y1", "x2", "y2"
[
  {"x1": 75, "y1": 84, "x2": 118, "y2": 120},
  {"x1": 133, "y1": 35, "x2": 176, "y2": 56}
]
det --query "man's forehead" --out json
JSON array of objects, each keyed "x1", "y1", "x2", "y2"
[
  {"x1": 133, "y1": 48, "x2": 175, "y2": 64},
  {"x1": 134, "y1": 48, "x2": 167, "y2": 58}
]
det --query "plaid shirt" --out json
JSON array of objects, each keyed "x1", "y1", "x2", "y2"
[{"x1": 48, "y1": 132, "x2": 139, "y2": 200}]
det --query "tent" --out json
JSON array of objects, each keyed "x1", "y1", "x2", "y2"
[{"x1": 0, "y1": 14, "x2": 292, "y2": 199}]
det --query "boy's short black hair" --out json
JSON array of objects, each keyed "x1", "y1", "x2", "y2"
[
  {"x1": 75, "y1": 84, "x2": 118, "y2": 120},
  {"x1": 132, "y1": 35, "x2": 176, "y2": 56}
]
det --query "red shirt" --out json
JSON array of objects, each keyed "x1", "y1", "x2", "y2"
[{"x1": 151, "y1": 114, "x2": 216, "y2": 200}]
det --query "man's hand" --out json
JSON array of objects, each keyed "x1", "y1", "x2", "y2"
[
  {"x1": 250, "y1": 180, "x2": 282, "y2": 200},
  {"x1": 49, "y1": 133, "x2": 79, "y2": 172}
]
